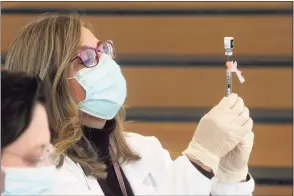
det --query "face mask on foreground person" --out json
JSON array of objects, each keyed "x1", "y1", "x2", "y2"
[
  {"x1": 5, "y1": 14, "x2": 254, "y2": 195},
  {"x1": 1, "y1": 70, "x2": 59, "y2": 195}
]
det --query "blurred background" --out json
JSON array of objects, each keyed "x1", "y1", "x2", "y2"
[{"x1": 1, "y1": 1, "x2": 293, "y2": 195}]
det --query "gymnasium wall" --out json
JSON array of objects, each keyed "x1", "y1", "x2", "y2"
[{"x1": 1, "y1": 2, "x2": 293, "y2": 195}]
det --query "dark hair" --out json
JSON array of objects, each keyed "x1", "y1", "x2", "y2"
[{"x1": 1, "y1": 70, "x2": 46, "y2": 149}]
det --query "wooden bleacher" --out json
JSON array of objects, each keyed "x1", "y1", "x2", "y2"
[
  {"x1": 2, "y1": 14, "x2": 292, "y2": 109},
  {"x1": 2, "y1": 15, "x2": 293, "y2": 56},
  {"x1": 254, "y1": 185, "x2": 292, "y2": 196},
  {"x1": 123, "y1": 67, "x2": 292, "y2": 109},
  {"x1": 1, "y1": 2, "x2": 292, "y2": 9},
  {"x1": 124, "y1": 122, "x2": 292, "y2": 167},
  {"x1": 1, "y1": 2, "x2": 292, "y2": 195},
  {"x1": 124, "y1": 122, "x2": 293, "y2": 195}
]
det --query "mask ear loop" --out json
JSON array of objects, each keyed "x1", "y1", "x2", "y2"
[{"x1": 37, "y1": 144, "x2": 60, "y2": 167}]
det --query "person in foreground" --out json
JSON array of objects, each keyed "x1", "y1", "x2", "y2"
[
  {"x1": 1, "y1": 70, "x2": 58, "y2": 195},
  {"x1": 6, "y1": 14, "x2": 254, "y2": 195}
]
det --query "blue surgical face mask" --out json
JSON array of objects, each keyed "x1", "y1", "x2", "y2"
[
  {"x1": 2, "y1": 166, "x2": 56, "y2": 195},
  {"x1": 71, "y1": 54, "x2": 127, "y2": 120}
]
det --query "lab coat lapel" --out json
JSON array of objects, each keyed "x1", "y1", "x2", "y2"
[
  {"x1": 121, "y1": 158, "x2": 156, "y2": 194},
  {"x1": 121, "y1": 133, "x2": 160, "y2": 194},
  {"x1": 64, "y1": 157, "x2": 89, "y2": 187},
  {"x1": 64, "y1": 157, "x2": 104, "y2": 194}
]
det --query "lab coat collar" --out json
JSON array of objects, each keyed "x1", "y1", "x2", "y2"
[{"x1": 121, "y1": 156, "x2": 155, "y2": 184}]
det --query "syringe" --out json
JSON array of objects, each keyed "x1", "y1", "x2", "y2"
[{"x1": 224, "y1": 37, "x2": 234, "y2": 97}]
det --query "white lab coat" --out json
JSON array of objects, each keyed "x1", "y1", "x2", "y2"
[{"x1": 52, "y1": 132, "x2": 255, "y2": 195}]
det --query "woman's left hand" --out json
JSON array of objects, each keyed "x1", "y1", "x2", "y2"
[{"x1": 214, "y1": 131, "x2": 254, "y2": 183}]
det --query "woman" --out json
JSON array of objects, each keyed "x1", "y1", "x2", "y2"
[
  {"x1": 1, "y1": 70, "x2": 58, "y2": 195},
  {"x1": 6, "y1": 14, "x2": 254, "y2": 195}
]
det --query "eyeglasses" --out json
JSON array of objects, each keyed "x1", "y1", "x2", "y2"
[{"x1": 73, "y1": 40, "x2": 116, "y2": 68}]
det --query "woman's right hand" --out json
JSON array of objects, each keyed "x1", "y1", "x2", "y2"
[{"x1": 183, "y1": 93, "x2": 253, "y2": 174}]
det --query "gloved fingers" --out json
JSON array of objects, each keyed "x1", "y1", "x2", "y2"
[
  {"x1": 232, "y1": 106, "x2": 250, "y2": 126},
  {"x1": 239, "y1": 130, "x2": 255, "y2": 150},
  {"x1": 218, "y1": 93, "x2": 238, "y2": 110},
  {"x1": 234, "y1": 131, "x2": 254, "y2": 164},
  {"x1": 230, "y1": 97, "x2": 244, "y2": 115},
  {"x1": 242, "y1": 117, "x2": 254, "y2": 131}
]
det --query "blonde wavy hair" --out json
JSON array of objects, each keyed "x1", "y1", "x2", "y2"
[{"x1": 5, "y1": 13, "x2": 140, "y2": 178}]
